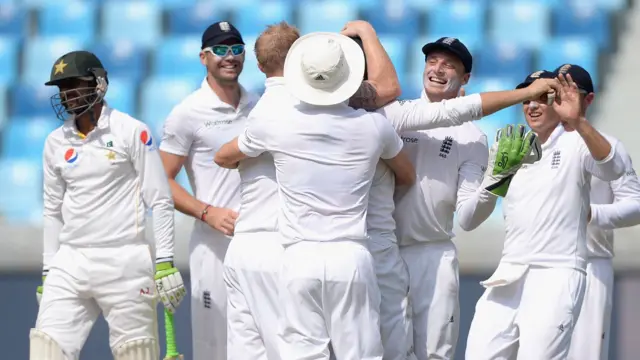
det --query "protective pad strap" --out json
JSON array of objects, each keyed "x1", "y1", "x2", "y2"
[
  {"x1": 113, "y1": 338, "x2": 159, "y2": 360},
  {"x1": 29, "y1": 329, "x2": 65, "y2": 360}
]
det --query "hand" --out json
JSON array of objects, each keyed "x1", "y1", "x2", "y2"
[
  {"x1": 552, "y1": 74, "x2": 583, "y2": 130},
  {"x1": 340, "y1": 20, "x2": 375, "y2": 38},
  {"x1": 525, "y1": 78, "x2": 560, "y2": 105},
  {"x1": 204, "y1": 206, "x2": 238, "y2": 236},
  {"x1": 155, "y1": 261, "x2": 187, "y2": 314},
  {"x1": 36, "y1": 276, "x2": 45, "y2": 305}
]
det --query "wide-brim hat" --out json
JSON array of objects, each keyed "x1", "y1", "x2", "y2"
[{"x1": 284, "y1": 32, "x2": 365, "y2": 106}]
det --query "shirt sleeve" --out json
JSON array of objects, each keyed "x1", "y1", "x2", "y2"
[
  {"x1": 455, "y1": 130, "x2": 498, "y2": 231},
  {"x1": 374, "y1": 113, "x2": 404, "y2": 159},
  {"x1": 42, "y1": 137, "x2": 65, "y2": 276},
  {"x1": 590, "y1": 144, "x2": 640, "y2": 229},
  {"x1": 237, "y1": 117, "x2": 271, "y2": 158},
  {"x1": 159, "y1": 106, "x2": 193, "y2": 157},
  {"x1": 130, "y1": 121, "x2": 176, "y2": 263},
  {"x1": 376, "y1": 94, "x2": 483, "y2": 133},
  {"x1": 581, "y1": 136, "x2": 626, "y2": 182}
]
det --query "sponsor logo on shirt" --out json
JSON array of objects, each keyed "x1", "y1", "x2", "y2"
[
  {"x1": 401, "y1": 136, "x2": 418, "y2": 144},
  {"x1": 626, "y1": 169, "x2": 637, "y2": 177},
  {"x1": 64, "y1": 148, "x2": 78, "y2": 164},
  {"x1": 397, "y1": 99, "x2": 409, "y2": 106},
  {"x1": 205, "y1": 119, "x2": 235, "y2": 127},
  {"x1": 551, "y1": 150, "x2": 561, "y2": 169},
  {"x1": 439, "y1": 136, "x2": 453, "y2": 158},
  {"x1": 140, "y1": 130, "x2": 157, "y2": 151}
]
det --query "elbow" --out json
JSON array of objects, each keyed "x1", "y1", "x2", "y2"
[
  {"x1": 458, "y1": 218, "x2": 479, "y2": 232},
  {"x1": 213, "y1": 153, "x2": 235, "y2": 169},
  {"x1": 395, "y1": 171, "x2": 416, "y2": 187}
]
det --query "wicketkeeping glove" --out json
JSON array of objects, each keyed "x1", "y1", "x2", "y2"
[
  {"x1": 36, "y1": 274, "x2": 45, "y2": 306},
  {"x1": 481, "y1": 124, "x2": 542, "y2": 197},
  {"x1": 155, "y1": 261, "x2": 187, "y2": 314}
]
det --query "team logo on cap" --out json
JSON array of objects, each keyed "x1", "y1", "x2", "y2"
[
  {"x1": 558, "y1": 64, "x2": 572, "y2": 75},
  {"x1": 219, "y1": 21, "x2": 231, "y2": 32},
  {"x1": 64, "y1": 148, "x2": 78, "y2": 164},
  {"x1": 530, "y1": 70, "x2": 544, "y2": 78},
  {"x1": 140, "y1": 130, "x2": 153, "y2": 147},
  {"x1": 442, "y1": 37, "x2": 457, "y2": 45}
]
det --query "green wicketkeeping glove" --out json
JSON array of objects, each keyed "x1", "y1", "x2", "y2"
[
  {"x1": 36, "y1": 275, "x2": 46, "y2": 306},
  {"x1": 481, "y1": 124, "x2": 542, "y2": 197}
]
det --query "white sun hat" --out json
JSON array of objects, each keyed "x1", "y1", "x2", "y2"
[{"x1": 284, "y1": 32, "x2": 365, "y2": 106}]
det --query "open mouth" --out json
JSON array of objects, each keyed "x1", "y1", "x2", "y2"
[
  {"x1": 428, "y1": 76, "x2": 447, "y2": 85},
  {"x1": 220, "y1": 63, "x2": 239, "y2": 71},
  {"x1": 528, "y1": 112, "x2": 542, "y2": 119}
]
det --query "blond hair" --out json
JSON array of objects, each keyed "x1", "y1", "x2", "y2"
[{"x1": 255, "y1": 21, "x2": 300, "y2": 74}]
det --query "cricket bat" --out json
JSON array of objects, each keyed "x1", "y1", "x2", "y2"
[{"x1": 164, "y1": 309, "x2": 184, "y2": 360}]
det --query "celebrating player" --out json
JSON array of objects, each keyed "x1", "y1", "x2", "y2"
[
  {"x1": 159, "y1": 21, "x2": 258, "y2": 360},
  {"x1": 466, "y1": 69, "x2": 626, "y2": 359},
  {"x1": 556, "y1": 64, "x2": 640, "y2": 360},
  {"x1": 31, "y1": 50, "x2": 184, "y2": 360}
]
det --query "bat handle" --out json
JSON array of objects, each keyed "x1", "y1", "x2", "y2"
[{"x1": 164, "y1": 309, "x2": 179, "y2": 357}]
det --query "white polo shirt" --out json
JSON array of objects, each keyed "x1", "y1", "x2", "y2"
[
  {"x1": 237, "y1": 102, "x2": 403, "y2": 246},
  {"x1": 160, "y1": 78, "x2": 258, "y2": 240},
  {"x1": 501, "y1": 125, "x2": 626, "y2": 270},
  {"x1": 42, "y1": 105, "x2": 175, "y2": 271},
  {"x1": 234, "y1": 76, "x2": 297, "y2": 234},
  {"x1": 588, "y1": 141, "x2": 640, "y2": 259},
  {"x1": 366, "y1": 93, "x2": 486, "y2": 243}
]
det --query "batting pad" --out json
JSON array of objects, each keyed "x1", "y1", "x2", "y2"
[
  {"x1": 29, "y1": 328, "x2": 65, "y2": 360},
  {"x1": 113, "y1": 338, "x2": 159, "y2": 360}
]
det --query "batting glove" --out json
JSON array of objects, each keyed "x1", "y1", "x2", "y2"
[
  {"x1": 155, "y1": 261, "x2": 186, "y2": 314},
  {"x1": 36, "y1": 272, "x2": 46, "y2": 306},
  {"x1": 481, "y1": 124, "x2": 542, "y2": 197}
]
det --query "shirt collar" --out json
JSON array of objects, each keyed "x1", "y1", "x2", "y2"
[
  {"x1": 264, "y1": 76, "x2": 286, "y2": 89},
  {"x1": 62, "y1": 102, "x2": 112, "y2": 142},
  {"x1": 200, "y1": 77, "x2": 256, "y2": 111},
  {"x1": 540, "y1": 123, "x2": 565, "y2": 150}
]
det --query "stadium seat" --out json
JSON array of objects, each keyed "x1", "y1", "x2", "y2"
[
  {"x1": 537, "y1": 37, "x2": 599, "y2": 88},
  {"x1": 399, "y1": 72, "x2": 424, "y2": 100},
  {"x1": 167, "y1": 3, "x2": 221, "y2": 35},
  {"x1": 90, "y1": 40, "x2": 147, "y2": 83},
  {"x1": 22, "y1": 36, "x2": 87, "y2": 84},
  {"x1": 405, "y1": 0, "x2": 444, "y2": 12},
  {"x1": 104, "y1": 77, "x2": 136, "y2": 116},
  {"x1": 553, "y1": 5, "x2": 610, "y2": 50},
  {"x1": 0, "y1": 4, "x2": 27, "y2": 37},
  {"x1": 298, "y1": 0, "x2": 357, "y2": 34},
  {"x1": 11, "y1": 82, "x2": 58, "y2": 117},
  {"x1": 101, "y1": 1, "x2": 161, "y2": 48},
  {"x1": 233, "y1": 1, "x2": 294, "y2": 37},
  {"x1": 1, "y1": 116, "x2": 58, "y2": 161},
  {"x1": 475, "y1": 43, "x2": 533, "y2": 79},
  {"x1": 0, "y1": 159, "x2": 43, "y2": 224},
  {"x1": 427, "y1": 1, "x2": 486, "y2": 46},
  {"x1": 568, "y1": 0, "x2": 626, "y2": 12},
  {"x1": 153, "y1": 36, "x2": 204, "y2": 80},
  {"x1": 239, "y1": 67, "x2": 266, "y2": 94},
  {"x1": 140, "y1": 77, "x2": 199, "y2": 136},
  {"x1": 362, "y1": 3, "x2": 421, "y2": 41},
  {"x1": 489, "y1": 1, "x2": 550, "y2": 49},
  {"x1": 0, "y1": 85, "x2": 6, "y2": 127},
  {"x1": 38, "y1": 2, "x2": 97, "y2": 44},
  {"x1": 0, "y1": 36, "x2": 19, "y2": 86},
  {"x1": 378, "y1": 36, "x2": 408, "y2": 78}
]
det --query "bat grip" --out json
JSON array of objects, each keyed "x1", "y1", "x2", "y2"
[{"x1": 164, "y1": 309, "x2": 179, "y2": 356}]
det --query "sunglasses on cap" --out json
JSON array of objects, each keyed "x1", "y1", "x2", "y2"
[{"x1": 203, "y1": 44, "x2": 245, "y2": 57}]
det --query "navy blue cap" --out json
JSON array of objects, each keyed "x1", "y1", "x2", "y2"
[
  {"x1": 422, "y1": 37, "x2": 472, "y2": 73},
  {"x1": 553, "y1": 64, "x2": 594, "y2": 93},
  {"x1": 201, "y1": 21, "x2": 244, "y2": 49},
  {"x1": 349, "y1": 36, "x2": 368, "y2": 81},
  {"x1": 515, "y1": 70, "x2": 555, "y2": 89}
]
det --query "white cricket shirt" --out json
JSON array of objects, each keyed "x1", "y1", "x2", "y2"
[
  {"x1": 501, "y1": 125, "x2": 626, "y2": 270},
  {"x1": 238, "y1": 102, "x2": 403, "y2": 246},
  {"x1": 366, "y1": 93, "x2": 486, "y2": 243},
  {"x1": 160, "y1": 78, "x2": 257, "y2": 239},
  {"x1": 588, "y1": 141, "x2": 640, "y2": 258},
  {"x1": 42, "y1": 105, "x2": 175, "y2": 271},
  {"x1": 234, "y1": 77, "x2": 297, "y2": 234}
]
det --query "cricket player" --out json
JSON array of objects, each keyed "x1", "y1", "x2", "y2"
[
  {"x1": 159, "y1": 21, "x2": 258, "y2": 360},
  {"x1": 558, "y1": 64, "x2": 640, "y2": 360},
  {"x1": 215, "y1": 32, "x2": 416, "y2": 360},
  {"x1": 223, "y1": 20, "x2": 403, "y2": 360},
  {"x1": 32, "y1": 51, "x2": 185, "y2": 360},
  {"x1": 374, "y1": 37, "x2": 556, "y2": 360},
  {"x1": 465, "y1": 70, "x2": 627, "y2": 360}
]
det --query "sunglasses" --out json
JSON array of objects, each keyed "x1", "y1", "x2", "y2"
[{"x1": 204, "y1": 44, "x2": 245, "y2": 57}]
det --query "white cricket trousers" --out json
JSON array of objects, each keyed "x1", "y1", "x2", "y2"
[
  {"x1": 466, "y1": 264, "x2": 586, "y2": 360},
  {"x1": 224, "y1": 231, "x2": 283, "y2": 360},
  {"x1": 35, "y1": 244, "x2": 158, "y2": 360},
  {"x1": 190, "y1": 227, "x2": 232, "y2": 360},
  {"x1": 568, "y1": 258, "x2": 613, "y2": 360},
  {"x1": 278, "y1": 239, "x2": 384, "y2": 360},
  {"x1": 368, "y1": 234, "x2": 416, "y2": 360},
  {"x1": 399, "y1": 240, "x2": 459, "y2": 360}
]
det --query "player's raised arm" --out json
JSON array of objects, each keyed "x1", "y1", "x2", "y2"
[
  {"x1": 215, "y1": 117, "x2": 270, "y2": 169},
  {"x1": 342, "y1": 21, "x2": 401, "y2": 110},
  {"x1": 590, "y1": 144, "x2": 640, "y2": 229}
]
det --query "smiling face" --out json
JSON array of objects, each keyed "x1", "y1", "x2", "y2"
[
  {"x1": 522, "y1": 92, "x2": 561, "y2": 136},
  {"x1": 423, "y1": 50, "x2": 470, "y2": 100},
  {"x1": 200, "y1": 38, "x2": 245, "y2": 84}
]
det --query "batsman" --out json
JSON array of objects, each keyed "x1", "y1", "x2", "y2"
[{"x1": 30, "y1": 50, "x2": 186, "y2": 360}]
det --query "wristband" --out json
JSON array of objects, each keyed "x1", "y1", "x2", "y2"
[{"x1": 200, "y1": 205, "x2": 211, "y2": 222}]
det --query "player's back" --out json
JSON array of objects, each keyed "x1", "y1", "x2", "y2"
[{"x1": 270, "y1": 103, "x2": 391, "y2": 244}]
